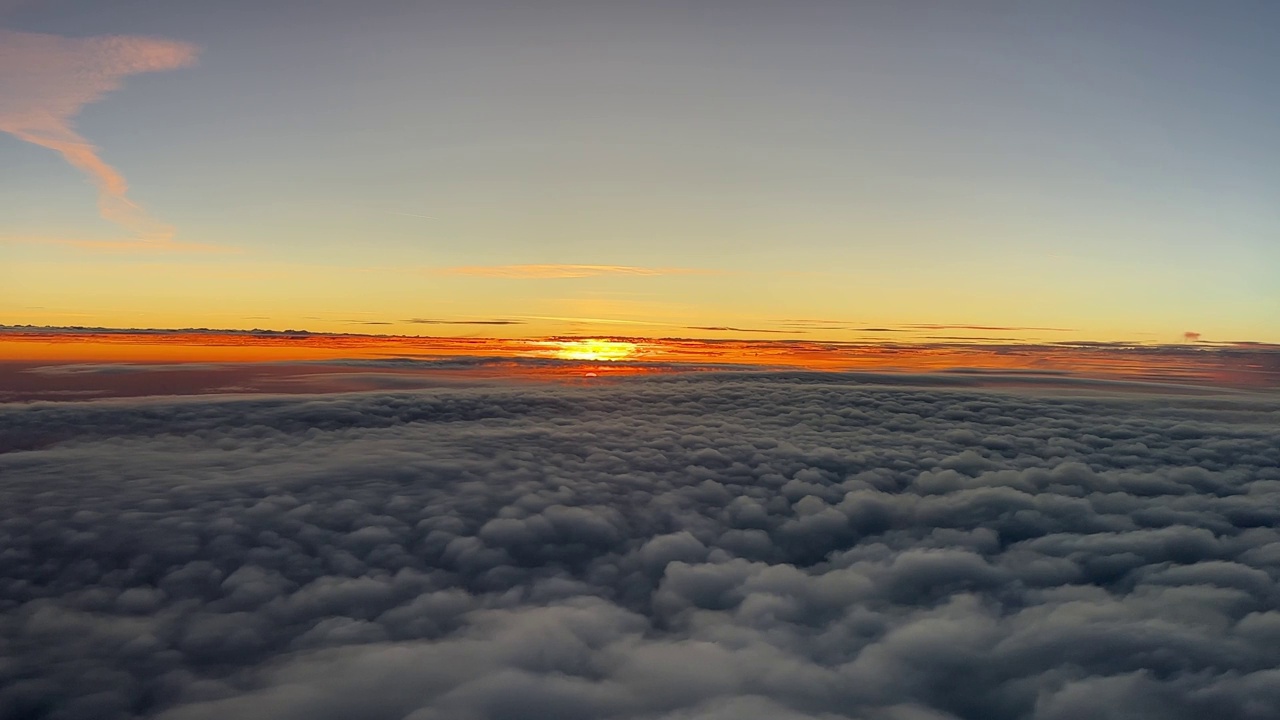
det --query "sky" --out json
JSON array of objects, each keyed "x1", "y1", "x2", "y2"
[
  {"x1": 1, "y1": 0, "x2": 1278, "y2": 343},
  {"x1": 5, "y1": 5, "x2": 1280, "y2": 716}
]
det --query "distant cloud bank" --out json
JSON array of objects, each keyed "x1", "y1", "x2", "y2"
[{"x1": 2, "y1": 376, "x2": 1279, "y2": 719}]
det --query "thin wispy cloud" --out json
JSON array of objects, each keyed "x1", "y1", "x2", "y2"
[
  {"x1": 780, "y1": 319, "x2": 856, "y2": 327},
  {"x1": 516, "y1": 314, "x2": 674, "y2": 327},
  {"x1": 904, "y1": 324, "x2": 1077, "y2": 332},
  {"x1": 781, "y1": 321, "x2": 1077, "y2": 334},
  {"x1": 0, "y1": 28, "x2": 197, "y2": 243},
  {"x1": 436, "y1": 264, "x2": 707, "y2": 279},
  {"x1": 686, "y1": 325, "x2": 799, "y2": 334},
  {"x1": 924, "y1": 335, "x2": 1025, "y2": 342},
  {"x1": 405, "y1": 318, "x2": 526, "y2": 326},
  {"x1": 777, "y1": 320, "x2": 906, "y2": 332}
]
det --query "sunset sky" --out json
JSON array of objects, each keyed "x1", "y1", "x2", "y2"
[
  {"x1": 8, "y1": 6, "x2": 1280, "y2": 718},
  {"x1": 2, "y1": 0, "x2": 1278, "y2": 344}
]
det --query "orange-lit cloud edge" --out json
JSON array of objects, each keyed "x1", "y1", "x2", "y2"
[{"x1": 1, "y1": 326, "x2": 1277, "y2": 401}]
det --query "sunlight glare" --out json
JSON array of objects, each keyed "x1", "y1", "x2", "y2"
[{"x1": 551, "y1": 339, "x2": 638, "y2": 361}]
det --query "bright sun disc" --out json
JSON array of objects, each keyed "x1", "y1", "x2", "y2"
[{"x1": 552, "y1": 340, "x2": 637, "y2": 361}]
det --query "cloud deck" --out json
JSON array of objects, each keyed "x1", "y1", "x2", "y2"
[{"x1": 2, "y1": 375, "x2": 1279, "y2": 719}]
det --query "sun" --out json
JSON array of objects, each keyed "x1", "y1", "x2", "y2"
[{"x1": 550, "y1": 339, "x2": 638, "y2": 361}]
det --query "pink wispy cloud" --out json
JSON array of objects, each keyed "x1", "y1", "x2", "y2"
[
  {"x1": 437, "y1": 264, "x2": 708, "y2": 279},
  {"x1": 0, "y1": 29, "x2": 198, "y2": 243}
]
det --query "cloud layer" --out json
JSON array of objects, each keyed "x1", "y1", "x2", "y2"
[
  {"x1": 0, "y1": 29, "x2": 197, "y2": 242},
  {"x1": 1, "y1": 376, "x2": 1279, "y2": 719}
]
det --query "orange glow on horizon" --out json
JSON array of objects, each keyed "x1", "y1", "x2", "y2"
[{"x1": 0, "y1": 329, "x2": 1277, "y2": 401}]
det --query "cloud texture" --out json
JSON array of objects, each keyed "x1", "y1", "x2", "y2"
[
  {"x1": 0, "y1": 29, "x2": 197, "y2": 241},
  {"x1": 1, "y1": 375, "x2": 1279, "y2": 719}
]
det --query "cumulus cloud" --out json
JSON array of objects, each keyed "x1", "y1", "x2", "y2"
[
  {"x1": 0, "y1": 28, "x2": 197, "y2": 242},
  {"x1": 1, "y1": 376, "x2": 1279, "y2": 719}
]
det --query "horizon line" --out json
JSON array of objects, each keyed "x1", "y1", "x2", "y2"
[{"x1": 1, "y1": 323, "x2": 1275, "y2": 352}]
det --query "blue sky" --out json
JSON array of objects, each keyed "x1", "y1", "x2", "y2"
[{"x1": 1, "y1": 0, "x2": 1277, "y2": 341}]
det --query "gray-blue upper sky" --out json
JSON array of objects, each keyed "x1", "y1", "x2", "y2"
[{"x1": 2, "y1": 0, "x2": 1277, "y2": 341}]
